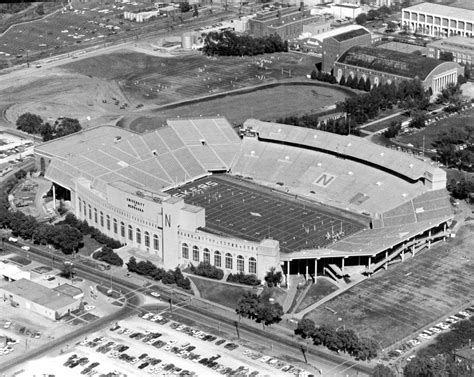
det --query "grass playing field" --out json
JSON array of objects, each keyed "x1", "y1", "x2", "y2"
[
  {"x1": 303, "y1": 224, "x2": 474, "y2": 348},
  {"x1": 166, "y1": 175, "x2": 365, "y2": 253}
]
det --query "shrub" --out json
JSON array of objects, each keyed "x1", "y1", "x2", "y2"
[
  {"x1": 227, "y1": 272, "x2": 261, "y2": 286},
  {"x1": 93, "y1": 246, "x2": 123, "y2": 266},
  {"x1": 190, "y1": 262, "x2": 224, "y2": 280}
]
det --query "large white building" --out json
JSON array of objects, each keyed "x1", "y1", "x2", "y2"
[
  {"x1": 402, "y1": 3, "x2": 474, "y2": 38},
  {"x1": 35, "y1": 118, "x2": 453, "y2": 282}
]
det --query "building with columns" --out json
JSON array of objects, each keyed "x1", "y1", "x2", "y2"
[
  {"x1": 333, "y1": 46, "x2": 463, "y2": 94},
  {"x1": 35, "y1": 117, "x2": 453, "y2": 285},
  {"x1": 402, "y1": 3, "x2": 474, "y2": 38}
]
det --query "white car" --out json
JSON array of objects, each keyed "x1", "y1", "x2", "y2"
[
  {"x1": 3, "y1": 321, "x2": 11, "y2": 329},
  {"x1": 260, "y1": 356, "x2": 271, "y2": 363},
  {"x1": 21, "y1": 246, "x2": 30, "y2": 251},
  {"x1": 8, "y1": 237, "x2": 18, "y2": 243},
  {"x1": 85, "y1": 305, "x2": 95, "y2": 311},
  {"x1": 150, "y1": 291, "x2": 160, "y2": 298}
]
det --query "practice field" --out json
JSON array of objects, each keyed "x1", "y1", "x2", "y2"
[
  {"x1": 167, "y1": 175, "x2": 365, "y2": 253},
  {"x1": 303, "y1": 224, "x2": 474, "y2": 348},
  {"x1": 64, "y1": 51, "x2": 321, "y2": 106}
]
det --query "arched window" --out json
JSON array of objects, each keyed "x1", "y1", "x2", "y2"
[
  {"x1": 136, "y1": 228, "x2": 141, "y2": 244},
  {"x1": 225, "y1": 253, "x2": 233, "y2": 269},
  {"x1": 78, "y1": 198, "x2": 82, "y2": 214},
  {"x1": 100, "y1": 211, "x2": 104, "y2": 227},
  {"x1": 88, "y1": 204, "x2": 92, "y2": 220},
  {"x1": 144, "y1": 231, "x2": 150, "y2": 247},
  {"x1": 203, "y1": 248, "x2": 210, "y2": 264},
  {"x1": 153, "y1": 235, "x2": 159, "y2": 251},
  {"x1": 182, "y1": 243, "x2": 189, "y2": 259},
  {"x1": 214, "y1": 251, "x2": 221, "y2": 267},
  {"x1": 113, "y1": 218, "x2": 118, "y2": 234},
  {"x1": 94, "y1": 208, "x2": 98, "y2": 223},
  {"x1": 249, "y1": 257, "x2": 257, "y2": 274},
  {"x1": 120, "y1": 222, "x2": 125, "y2": 237},
  {"x1": 106, "y1": 215, "x2": 110, "y2": 230},
  {"x1": 83, "y1": 201, "x2": 87, "y2": 216},
  {"x1": 237, "y1": 255, "x2": 244, "y2": 273},
  {"x1": 193, "y1": 246, "x2": 199, "y2": 262},
  {"x1": 128, "y1": 225, "x2": 133, "y2": 241}
]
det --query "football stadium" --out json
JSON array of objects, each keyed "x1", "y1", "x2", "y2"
[{"x1": 35, "y1": 117, "x2": 453, "y2": 283}]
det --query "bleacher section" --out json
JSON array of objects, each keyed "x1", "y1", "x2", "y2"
[
  {"x1": 37, "y1": 118, "x2": 242, "y2": 196},
  {"x1": 232, "y1": 137, "x2": 426, "y2": 215},
  {"x1": 244, "y1": 119, "x2": 446, "y2": 189}
]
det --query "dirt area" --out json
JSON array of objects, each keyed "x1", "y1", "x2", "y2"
[
  {"x1": 303, "y1": 223, "x2": 474, "y2": 348},
  {"x1": 10, "y1": 315, "x2": 309, "y2": 376}
]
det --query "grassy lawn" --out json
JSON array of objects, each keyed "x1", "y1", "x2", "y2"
[
  {"x1": 189, "y1": 276, "x2": 253, "y2": 309},
  {"x1": 259, "y1": 286, "x2": 288, "y2": 307},
  {"x1": 296, "y1": 279, "x2": 338, "y2": 312},
  {"x1": 397, "y1": 108, "x2": 474, "y2": 149},
  {"x1": 78, "y1": 235, "x2": 103, "y2": 257}
]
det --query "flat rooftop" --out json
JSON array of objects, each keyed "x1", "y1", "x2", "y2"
[
  {"x1": 403, "y1": 2, "x2": 474, "y2": 21},
  {"x1": 1, "y1": 278, "x2": 77, "y2": 310},
  {"x1": 167, "y1": 175, "x2": 366, "y2": 253}
]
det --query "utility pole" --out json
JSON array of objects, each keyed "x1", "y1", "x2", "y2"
[
  {"x1": 234, "y1": 321, "x2": 240, "y2": 339},
  {"x1": 300, "y1": 344, "x2": 307, "y2": 364}
]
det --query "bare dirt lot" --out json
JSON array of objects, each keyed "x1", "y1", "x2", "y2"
[{"x1": 303, "y1": 224, "x2": 474, "y2": 348}]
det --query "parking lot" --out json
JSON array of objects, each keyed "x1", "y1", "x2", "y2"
[{"x1": 12, "y1": 314, "x2": 313, "y2": 376}]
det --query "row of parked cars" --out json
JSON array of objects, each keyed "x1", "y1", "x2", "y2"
[
  {"x1": 242, "y1": 349, "x2": 307, "y2": 375},
  {"x1": 387, "y1": 307, "x2": 474, "y2": 362}
]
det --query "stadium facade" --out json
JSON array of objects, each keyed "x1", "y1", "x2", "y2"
[
  {"x1": 35, "y1": 118, "x2": 453, "y2": 283},
  {"x1": 334, "y1": 46, "x2": 463, "y2": 93}
]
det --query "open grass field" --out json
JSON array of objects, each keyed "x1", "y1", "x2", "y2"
[
  {"x1": 303, "y1": 224, "x2": 474, "y2": 348},
  {"x1": 296, "y1": 279, "x2": 338, "y2": 312},
  {"x1": 125, "y1": 83, "x2": 350, "y2": 131},
  {"x1": 167, "y1": 175, "x2": 364, "y2": 253},
  {"x1": 397, "y1": 108, "x2": 474, "y2": 149},
  {"x1": 188, "y1": 275, "x2": 252, "y2": 308}
]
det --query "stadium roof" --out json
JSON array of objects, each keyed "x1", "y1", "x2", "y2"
[
  {"x1": 36, "y1": 118, "x2": 241, "y2": 194},
  {"x1": 305, "y1": 24, "x2": 369, "y2": 43},
  {"x1": 337, "y1": 46, "x2": 444, "y2": 80},
  {"x1": 243, "y1": 119, "x2": 444, "y2": 182},
  {"x1": 332, "y1": 27, "x2": 370, "y2": 42},
  {"x1": 2, "y1": 278, "x2": 77, "y2": 310},
  {"x1": 403, "y1": 2, "x2": 474, "y2": 22}
]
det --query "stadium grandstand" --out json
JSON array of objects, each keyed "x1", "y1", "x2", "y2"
[{"x1": 35, "y1": 117, "x2": 453, "y2": 285}]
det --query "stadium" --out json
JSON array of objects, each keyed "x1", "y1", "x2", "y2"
[{"x1": 35, "y1": 117, "x2": 453, "y2": 284}]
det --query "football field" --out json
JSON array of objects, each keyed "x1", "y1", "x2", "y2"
[{"x1": 167, "y1": 175, "x2": 365, "y2": 253}]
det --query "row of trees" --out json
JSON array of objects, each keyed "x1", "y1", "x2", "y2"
[
  {"x1": 203, "y1": 30, "x2": 288, "y2": 56},
  {"x1": 236, "y1": 291, "x2": 283, "y2": 326},
  {"x1": 295, "y1": 319, "x2": 379, "y2": 361},
  {"x1": 16, "y1": 113, "x2": 82, "y2": 141},
  {"x1": 355, "y1": 5, "x2": 392, "y2": 26},
  {"x1": 58, "y1": 213, "x2": 122, "y2": 249},
  {"x1": 276, "y1": 113, "x2": 360, "y2": 136},
  {"x1": 337, "y1": 79, "x2": 430, "y2": 126},
  {"x1": 189, "y1": 261, "x2": 224, "y2": 280},
  {"x1": 93, "y1": 246, "x2": 124, "y2": 267},
  {"x1": 0, "y1": 208, "x2": 83, "y2": 254},
  {"x1": 227, "y1": 272, "x2": 261, "y2": 286},
  {"x1": 127, "y1": 256, "x2": 191, "y2": 290}
]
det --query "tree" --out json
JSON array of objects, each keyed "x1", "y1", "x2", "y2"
[
  {"x1": 409, "y1": 110, "x2": 427, "y2": 129},
  {"x1": 255, "y1": 302, "x2": 283, "y2": 325},
  {"x1": 355, "y1": 13, "x2": 368, "y2": 25},
  {"x1": 372, "y1": 364, "x2": 395, "y2": 377},
  {"x1": 93, "y1": 246, "x2": 123, "y2": 266},
  {"x1": 383, "y1": 121, "x2": 401, "y2": 138},
  {"x1": 264, "y1": 267, "x2": 282, "y2": 287},
  {"x1": 61, "y1": 262, "x2": 74, "y2": 279},
  {"x1": 403, "y1": 356, "x2": 439, "y2": 377},
  {"x1": 236, "y1": 291, "x2": 260, "y2": 319},
  {"x1": 386, "y1": 21, "x2": 397, "y2": 31},
  {"x1": 439, "y1": 51, "x2": 454, "y2": 62},
  {"x1": 339, "y1": 75, "x2": 346, "y2": 86},
  {"x1": 295, "y1": 319, "x2": 316, "y2": 338},
  {"x1": 192, "y1": 4, "x2": 198, "y2": 17},
  {"x1": 179, "y1": 2, "x2": 191, "y2": 12},
  {"x1": 127, "y1": 256, "x2": 138, "y2": 273},
  {"x1": 16, "y1": 112, "x2": 43, "y2": 134},
  {"x1": 54, "y1": 117, "x2": 82, "y2": 138}
]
